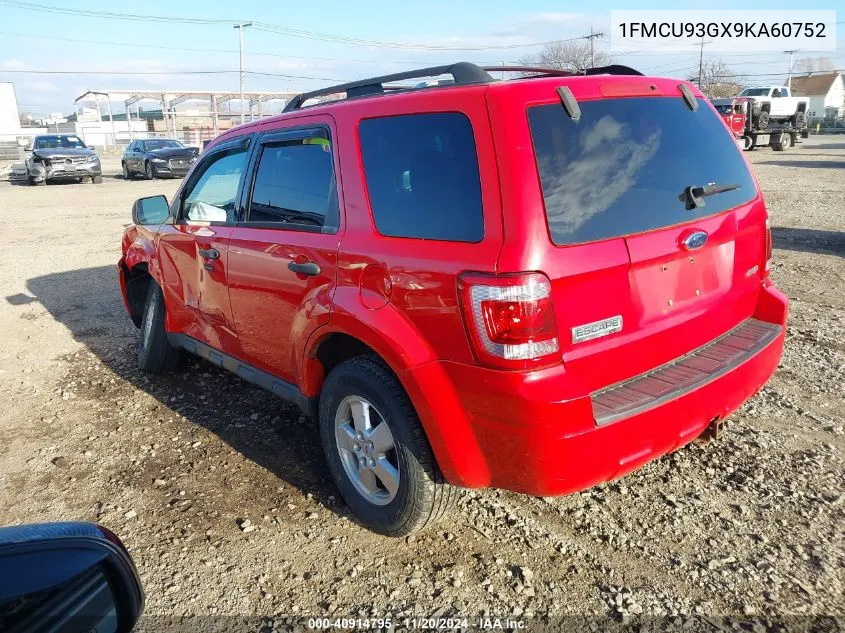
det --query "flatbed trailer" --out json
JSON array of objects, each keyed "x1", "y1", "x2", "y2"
[
  {"x1": 712, "y1": 97, "x2": 809, "y2": 152},
  {"x1": 744, "y1": 123, "x2": 809, "y2": 152}
]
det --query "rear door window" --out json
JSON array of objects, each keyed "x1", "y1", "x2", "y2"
[
  {"x1": 246, "y1": 130, "x2": 338, "y2": 231},
  {"x1": 359, "y1": 112, "x2": 483, "y2": 242},
  {"x1": 527, "y1": 96, "x2": 756, "y2": 246}
]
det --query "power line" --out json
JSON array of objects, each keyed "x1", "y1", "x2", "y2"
[
  {"x1": 0, "y1": 0, "x2": 589, "y2": 51},
  {"x1": 0, "y1": 0, "x2": 234, "y2": 23},
  {"x1": 250, "y1": 23, "x2": 587, "y2": 51},
  {"x1": 0, "y1": 68, "x2": 343, "y2": 80},
  {"x1": 713, "y1": 68, "x2": 845, "y2": 78},
  {"x1": 0, "y1": 30, "x2": 430, "y2": 65}
]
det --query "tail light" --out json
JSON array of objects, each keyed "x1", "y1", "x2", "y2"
[
  {"x1": 764, "y1": 217, "x2": 773, "y2": 276},
  {"x1": 458, "y1": 272, "x2": 560, "y2": 370}
]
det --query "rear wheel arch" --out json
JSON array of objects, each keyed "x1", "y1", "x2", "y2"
[
  {"x1": 313, "y1": 333, "x2": 378, "y2": 384},
  {"x1": 301, "y1": 312, "x2": 435, "y2": 399},
  {"x1": 303, "y1": 325, "x2": 489, "y2": 488},
  {"x1": 304, "y1": 330, "x2": 397, "y2": 400}
]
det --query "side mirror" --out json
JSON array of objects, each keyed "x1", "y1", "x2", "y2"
[
  {"x1": 88, "y1": 145, "x2": 96, "y2": 150},
  {"x1": 132, "y1": 195, "x2": 170, "y2": 225},
  {"x1": 0, "y1": 521, "x2": 143, "y2": 632}
]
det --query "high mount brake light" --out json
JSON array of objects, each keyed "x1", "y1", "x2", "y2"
[{"x1": 459, "y1": 272, "x2": 560, "y2": 370}]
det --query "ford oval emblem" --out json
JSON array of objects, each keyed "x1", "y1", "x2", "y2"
[{"x1": 682, "y1": 230, "x2": 708, "y2": 251}]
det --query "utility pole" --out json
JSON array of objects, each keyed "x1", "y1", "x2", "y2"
[
  {"x1": 233, "y1": 21, "x2": 253, "y2": 125},
  {"x1": 785, "y1": 49, "x2": 799, "y2": 91},
  {"x1": 698, "y1": 36, "x2": 705, "y2": 87},
  {"x1": 585, "y1": 27, "x2": 604, "y2": 67}
]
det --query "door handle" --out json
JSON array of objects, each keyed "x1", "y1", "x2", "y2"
[
  {"x1": 198, "y1": 247, "x2": 219, "y2": 260},
  {"x1": 288, "y1": 261, "x2": 321, "y2": 276}
]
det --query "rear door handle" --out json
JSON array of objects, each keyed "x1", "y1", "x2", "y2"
[
  {"x1": 198, "y1": 248, "x2": 219, "y2": 260},
  {"x1": 288, "y1": 261, "x2": 321, "y2": 276}
]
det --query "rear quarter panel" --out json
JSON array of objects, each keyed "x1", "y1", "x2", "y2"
[{"x1": 322, "y1": 88, "x2": 506, "y2": 369}]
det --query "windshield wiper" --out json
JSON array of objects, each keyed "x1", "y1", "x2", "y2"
[{"x1": 679, "y1": 182, "x2": 741, "y2": 210}]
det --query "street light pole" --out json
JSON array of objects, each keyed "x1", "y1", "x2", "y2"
[
  {"x1": 234, "y1": 21, "x2": 253, "y2": 125},
  {"x1": 785, "y1": 49, "x2": 799, "y2": 92}
]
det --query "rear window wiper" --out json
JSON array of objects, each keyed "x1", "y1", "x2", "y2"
[{"x1": 679, "y1": 182, "x2": 741, "y2": 210}]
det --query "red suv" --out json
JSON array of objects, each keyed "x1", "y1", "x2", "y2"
[{"x1": 119, "y1": 63, "x2": 788, "y2": 536}]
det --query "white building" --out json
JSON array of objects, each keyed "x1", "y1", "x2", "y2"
[
  {"x1": 0, "y1": 82, "x2": 22, "y2": 140},
  {"x1": 791, "y1": 72, "x2": 845, "y2": 121}
]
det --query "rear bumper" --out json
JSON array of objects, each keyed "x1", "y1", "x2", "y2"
[{"x1": 407, "y1": 283, "x2": 788, "y2": 495}]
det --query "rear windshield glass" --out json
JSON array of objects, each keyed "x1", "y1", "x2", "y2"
[{"x1": 528, "y1": 96, "x2": 756, "y2": 246}]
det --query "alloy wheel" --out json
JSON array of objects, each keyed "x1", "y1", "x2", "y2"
[{"x1": 334, "y1": 395, "x2": 400, "y2": 506}]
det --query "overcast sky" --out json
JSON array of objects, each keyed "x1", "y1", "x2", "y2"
[{"x1": 0, "y1": 0, "x2": 842, "y2": 115}]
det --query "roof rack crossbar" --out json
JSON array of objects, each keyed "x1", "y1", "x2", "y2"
[
  {"x1": 482, "y1": 64, "x2": 643, "y2": 77},
  {"x1": 584, "y1": 64, "x2": 643, "y2": 76},
  {"x1": 283, "y1": 62, "x2": 494, "y2": 112}
]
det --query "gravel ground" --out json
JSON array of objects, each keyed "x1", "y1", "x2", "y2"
[{"x1": 0, "y1": 140, "x2": 843, "y2": 631}]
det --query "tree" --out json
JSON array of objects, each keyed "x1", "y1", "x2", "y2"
[
  {"x1": 795, "y1": 57, "x2": 834, "y2": 73},
  {"x1": 519, "y1": 39, "x2": 611, "y2": 72},
  {"x1": 691, "y1": 58, "x2": 743, "y2": 99}
]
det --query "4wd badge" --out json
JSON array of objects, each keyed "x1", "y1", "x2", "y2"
[{"x1": 571, "y1": 315, "x2": 623, "y2": 344}]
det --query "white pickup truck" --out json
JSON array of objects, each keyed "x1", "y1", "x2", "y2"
[{"x1": 737, "y1": 86, "x2": 809, "y2": 128}]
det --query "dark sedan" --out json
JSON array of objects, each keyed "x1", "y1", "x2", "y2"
[
  {"x1": 26, "y1": 134, "x2": 102, "y2": 185},
  {"x1": 122, "y1": 139, "x2": 199, "y2": 180}
]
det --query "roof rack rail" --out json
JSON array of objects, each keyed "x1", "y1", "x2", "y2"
[
  {"x1": 283, "y1": 62, "x2": 494, "y2": 112},
  {"x1": 483, "y1": 66, "x2": 577, "y2": 77},
  {"x1": 482, "y1": 64, "x2": 643, "y2": 77}
]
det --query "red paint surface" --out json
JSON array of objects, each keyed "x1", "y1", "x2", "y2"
[{"x1": 119, "y1": 74, "x2": 787, "y2": 493}]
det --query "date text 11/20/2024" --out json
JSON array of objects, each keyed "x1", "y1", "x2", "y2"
[{"x1": 306, "y1": 617, "x2": 527, "y2": 629}]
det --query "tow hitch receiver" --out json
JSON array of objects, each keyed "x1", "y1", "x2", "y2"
[{"x1": 695, "y1": 417, "x2": 725, "y2": 444}]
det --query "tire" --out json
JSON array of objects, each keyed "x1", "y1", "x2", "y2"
[
  {"x1": 757, "y1": 110, "x2": 770, "y2": 130},
  {"x1": 122, "y1": 162, "x2": 132, "y2": 180},
  {"x1": 145, "y1": 161, "x2": 156, "y2": 180},
  {"x1": 28, "y1": 175, "x2": 45, "y2": 186},
  {"x1": 742, "y1": 136, "x2": 754, "y2": 151},
  {"x1": 138, "y1": 283, "x2": 182, "y2": 374},
  {"x1": 318, "y1": 355, "x2": 458, "y2": 536},
  {"x1": 92, "y1": 175, "x2": 102, "y2": 184},
  {"x1": 773, "y1": 133, "x2": 792, "y2": 152}
]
